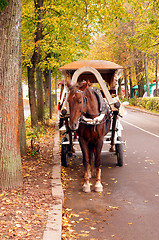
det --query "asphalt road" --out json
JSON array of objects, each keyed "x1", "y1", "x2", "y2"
[{"x1": 63, "y1": 108, "x2": 159, "y2": 240}]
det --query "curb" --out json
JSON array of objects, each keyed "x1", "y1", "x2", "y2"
[
  {"x1": 125, "y1": 105, "x2": 159, "y2": 117},
  {"x1": 43, "y1": 117, "x2": 64, "y2": 240}
]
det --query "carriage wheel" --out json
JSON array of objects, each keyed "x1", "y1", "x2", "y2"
[
  {"x1": 67, "y1": 144, "x2": 73, "y2": 157},
  {"x1": 61, "y1": 137, "x2": 68, "y2": 167},
  {"x1": 115, "y1": 137, "x2": 123, "y2": 167},
  {"x1": 59, "y1": 117, "x2": 64, "y2": 128}
]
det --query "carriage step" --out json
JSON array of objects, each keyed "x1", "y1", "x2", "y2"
[
  {"x1": 61, "y1": 141, "x2": 79, "y2": 145},
  {"x1": 62, "y1": 140, "x2": 124, "y2": 145},
  {"x1": 59, "y1": 125, "x2": 66, "y2": 131},
  {"x1": 75, "y1": 151, "x2": 82, "y2": 154},
  {"x1": 75, "y1": 150, "x2": 115, "y2": 154}
]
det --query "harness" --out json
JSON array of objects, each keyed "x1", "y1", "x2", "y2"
[{"x1": 79, "y1": 87, "x2": 112, "y2": 126}]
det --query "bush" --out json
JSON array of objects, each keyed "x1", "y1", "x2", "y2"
[{"x1": 129, "y1": 97, "x2": 159, "y2": 113}]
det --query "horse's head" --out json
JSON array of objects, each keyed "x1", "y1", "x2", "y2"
[{"x1": 67, "y1": 81, "x2": 89, "y2": 130}]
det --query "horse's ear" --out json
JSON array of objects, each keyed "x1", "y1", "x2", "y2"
[{"x1": 79, "y1": 81, "x2": 89, "y2": 92}]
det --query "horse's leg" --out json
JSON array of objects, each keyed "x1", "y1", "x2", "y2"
[
  {"x1": 79, "y1": 140, "x2": 91, "y2": 192},
  {"x1": 88, "y1": 143, "x2": 94, "y2": 178},
  {"x1": 94, "y1": 140, "x2": 103, "y2": 192}
]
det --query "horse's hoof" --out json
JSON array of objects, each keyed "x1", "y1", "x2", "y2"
[
  {"x1": 95, "y1": 182, "x2": 103, "y2": 192},
  {"x1": 83, "y1": 183, "x2": 91, "y2": 193},
  {"x1": 109, "y1": 146, "x2": 115, "y2": 152}
]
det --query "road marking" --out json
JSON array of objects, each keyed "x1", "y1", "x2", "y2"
[{"x1": 122, "y1": 120, "x2": 159, "y2": 138}]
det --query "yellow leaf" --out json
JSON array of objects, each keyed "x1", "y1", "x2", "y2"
[{"x1": 78, "y1": 234, "x2": 89, "y2": 237}]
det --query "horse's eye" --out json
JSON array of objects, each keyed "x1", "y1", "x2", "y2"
[{"x1": 78, "y1": 100, "x2": 82, "y2": 104}]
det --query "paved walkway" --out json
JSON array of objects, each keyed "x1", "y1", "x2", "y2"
[
  {"x1": 43, "y1": 117, "x2": 64, "y2": 240},
  {"x1": 125, "y1": 105, "x2": 159, "y2": 117}
]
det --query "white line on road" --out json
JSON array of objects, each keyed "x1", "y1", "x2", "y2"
[{"x1": 122, "y1": 120, "x2": 159, "y2": 138}]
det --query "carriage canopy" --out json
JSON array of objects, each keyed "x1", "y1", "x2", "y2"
[{"x1": 59, "y1": 60, "x2": 123, "y2": 90}]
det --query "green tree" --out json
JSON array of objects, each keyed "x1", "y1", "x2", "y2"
[
  {"x1": 21, "y1": 0, "x2": 96, "y2": 126},
  {"x1": 0, "y1": 0, "x2": 7, "y2": 12}
]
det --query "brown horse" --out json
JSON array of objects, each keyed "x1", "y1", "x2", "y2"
[{"x1": 67, "y1": 81, "x2": 112, "y2": 192}]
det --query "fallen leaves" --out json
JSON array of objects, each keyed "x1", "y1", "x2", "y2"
[
  {"x1": 107, "y1": 192, "x2": 111, "y2": 195},
  {"x1": 90, "y1": 227, "x2": 96, "y2": 230},
  {"x1": 145, "y1": 159, "x2": 155, "y2": 164},
  {"x1": 61, "y1": 141, "x2": 125, "y2": 240},
  {"x1": 62, "y1": 209, "x2": 76, "y2": 239},
  {"x1": 105, "y1": 205, "x2": 120, "y2": 212},
  {"x1": 108, "y1": 206, "x2": 120, "y2": 210},
  {"x1": 0, "y1": 122, "x2": 55, "y2": 239},
  {"x1": 78, "y1": 233, "x2": 89, "y2": 237}
]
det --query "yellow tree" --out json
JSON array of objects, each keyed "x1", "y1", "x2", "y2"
[
  {"x1": 87, "y1": 0, "x2": 159, "y2": 97},
  {"x1": 21, "y1": 0, "x2": 96, "y2": 125}
]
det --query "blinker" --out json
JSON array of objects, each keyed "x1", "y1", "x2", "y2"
[
  {"x1": 84, "y1": 96, "x2": 88, "y2": 103},
  {"x1": 61, "y1": 108, "x2": 67, "y2": 116}
]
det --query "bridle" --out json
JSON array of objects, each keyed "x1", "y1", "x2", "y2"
[
  {"x1": 72, "y1": 89, "x2": 112, "y2": 126},
  {"x1": 73, "y1": 89, "x2": 88, "y2": 116}
]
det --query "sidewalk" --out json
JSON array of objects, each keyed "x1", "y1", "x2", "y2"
[
  {"x1": 43, "y1": 117, "x2": 64, "y2": 240},
  {"x1": 125, "y1": 105, "x2": 159, "y2": 117}
]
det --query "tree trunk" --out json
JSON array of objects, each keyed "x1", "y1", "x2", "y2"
[
  {"x1": 129, "y1": 67, "x2": 133, "y2": 98},
  {"x1": 18, "y1": 78, "x2": 27, "y2": 155},
  {"x1": 0, "y1": 0, "x2": 23, "y2": 189},
  {"x1": 123, "y1": 70, "x2": 128, "y2": 98},
  {"x1": 155, "y1": 53, "x2": 158, "y2": 97},
  {"x1": 138, "y1": 76, "x2": 145, "y2": 97},
  {"x1": 34, "y1": 0, "x2": 44, "y2": 120},
  {"x1": 18, "y1": 44, "x2": 26, "y2": 155},
  {"x1": 36, "y1": 67, "x2": 44, "y2": 121},
  {"x1": 134, "y1": 49, "x2": 144, "y2": 97},
  {"x1": 43, "y1": 69, "x2": 50, "y2": 110},
  {"x1": 118, "y1": 78, "x2": 122, "y2": 99},
  {"x1": 27, "y1": 0, "x2": 43, "y2": 126},
  {"x1": 144, "y1": 53, "x2": 150, "y2": 97},
  {"x1": 27, "y1": 65, "x2": 37, "y2": 127}
]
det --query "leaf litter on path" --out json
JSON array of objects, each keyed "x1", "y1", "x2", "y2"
[{"x1": 0, "y1": 122, "x2": 55, "y2": 239}]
